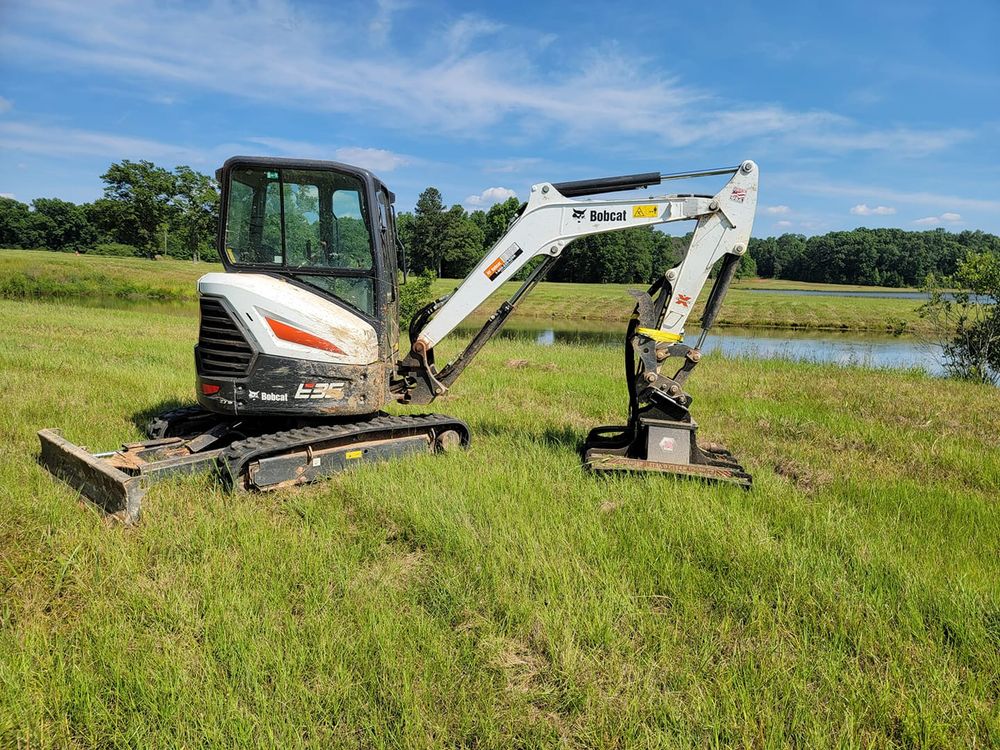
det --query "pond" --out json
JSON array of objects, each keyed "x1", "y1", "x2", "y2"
[{"x1": 455, "y1": 319, "x2": 947, "y2": 375}]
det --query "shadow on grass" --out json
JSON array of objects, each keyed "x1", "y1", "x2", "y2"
[
  {"x1": 130, "y1": 399, "x2": 197, "y2": 436},
  {"x1": 473, "y1": 419, "x2": 584, "y2": 451}
]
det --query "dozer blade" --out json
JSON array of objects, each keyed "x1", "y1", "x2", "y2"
[{"x1": 38, "y1": 428, "x2": 145, "y2": 525}]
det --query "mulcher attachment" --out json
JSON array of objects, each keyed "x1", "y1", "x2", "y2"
[
  {"x1": 39, "y1": 410, "x2": 470, "y2": 525},
  {"x1": 583, "y1": 417, "x2": 751, "y2": 487},
  {"x1": 582, "y1": 270, "x2": 752, "y2": 488}
]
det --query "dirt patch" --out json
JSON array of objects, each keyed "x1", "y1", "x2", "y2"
[
  {"x1": 774, "y1": 459, "x2": 831, "y2": 494},
  {"x1": 505, "y1": 358, "x2": 558, "y2": 371}
]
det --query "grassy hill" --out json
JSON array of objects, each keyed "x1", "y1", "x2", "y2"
[{"x1": 0, "y1": 297, "x2": 996, "y2": 746}]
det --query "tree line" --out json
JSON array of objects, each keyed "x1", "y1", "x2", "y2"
[
  {"x1": 0, "y1": 160, "x2": 219, "y2": 261},
  {"x1": 748, "y1": 229, "x2": 1000, "y2": 287},
  {"x1": 1, "y1": 160, "x2": 997, "y2": 288}
]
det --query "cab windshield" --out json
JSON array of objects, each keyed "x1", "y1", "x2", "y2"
[{"x1": 224, "y1": 166, "x2": 375, "y2": 315}]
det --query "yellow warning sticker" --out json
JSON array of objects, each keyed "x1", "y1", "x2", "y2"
[
  {"x1": 632, "y1": 205, "x2": 659, "y2": 218},
  {"x1": 345, "y1": 449, "x2": 363, "y2": 460}
]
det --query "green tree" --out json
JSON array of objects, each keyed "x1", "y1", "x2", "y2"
[
  {"x1": 483, "y1": 196, "x2": 522, "y2": 250},
  {"x1": 171, "y1": 166, "x2": 219, "y2": 262},
  {"x1": 410, "y1": 187, "x2": 446, "y2": 275},
  {"x1": 0, "y1": 197, "x2": 36, "y2": 248},
  {"x1": 30, "y1": 198, "x2": 96, "y2": 252},
  {"x1": 100, "y1": 160, "x2": 178, "y2": 254},
  {"x1": 921, "y1": 251, "x2": 1000, "y2": 384},
  {"x1": 440, "y1": 205, "x2": 485, "y2": 278}
]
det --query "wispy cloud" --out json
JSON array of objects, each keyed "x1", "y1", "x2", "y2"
[
  {"x1": 334, "y1": 147, "x2": 410, "y2": 172},
  {"x1": 443, "y1": 14, "x2": 504, "y2": 56},
  {"x1": 0, "y1": 0, "x2": 969, "y2": 154},
  {"x1": 850, "y1": 204, "x2": 895, "y2": 216},
  {"x1": 0, "y1": 121, "x2": 204, "y2": 162},
  {"x1": 764, "y1": 205, "x2": 791, "y2": 215},
  {"x1": 775, "y1": 220, "x2": 793, "y2": 228},
  {"x1": 369, "y1": 0, "x2": 409, "y2": 47},
  {"x1": 0, "y1": 96, "x2": 12, "y2": 113},
  {"x1": 770, "y1": 172, "x2": 1000, "y2": 212},
  {"x1": 914, "y1": 212, "x2": 962, "y2": 226},
  {"x1": 465, "y1": 186, "x2": 517, "y2": 207},
  {"x1": 0, "y1": 192, "x2": 15, "y2": 199},
  {"x1": 242, "y1": 138, "x2": 410, "y2": 171}
]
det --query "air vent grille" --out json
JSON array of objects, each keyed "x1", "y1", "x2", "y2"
[{"x1": 196, "y1": 297, "x2": 253, "y2": 377}]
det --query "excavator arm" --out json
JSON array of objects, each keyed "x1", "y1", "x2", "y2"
[
  {"x1": 395, "y1": 160, "x2": 759, "y2": 485},
  {"x1": 395, "y1": 160, "x2": 758, "y2": 403}
]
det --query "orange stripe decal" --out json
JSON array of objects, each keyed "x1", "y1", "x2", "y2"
[{"x1": 265, "y1": 317, "x2": 345, "y2": 355}]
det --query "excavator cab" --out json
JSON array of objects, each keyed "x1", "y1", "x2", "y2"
[{"x1": 215, "y1": 156, "x2": 400, "y2": 325}]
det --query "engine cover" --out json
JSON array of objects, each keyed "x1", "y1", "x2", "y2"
[{"x1": 194, "y1": 273, "x2": 387, "y2": 417}]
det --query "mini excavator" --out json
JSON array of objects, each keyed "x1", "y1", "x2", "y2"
[{"x1": 39, "y1": 155, "x2": 759, "y2": 523}]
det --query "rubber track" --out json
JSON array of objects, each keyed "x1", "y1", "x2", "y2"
[{"x1": 218, "y1": 412, "x2": 471, "y2": 490}]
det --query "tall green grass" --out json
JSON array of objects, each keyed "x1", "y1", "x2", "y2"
[
  {"x1": 0, "y1": 298, "x2": 997, "y2": 747},
  {"x1": 0, "y1": 248, "x2": 218, "y2": 301}
]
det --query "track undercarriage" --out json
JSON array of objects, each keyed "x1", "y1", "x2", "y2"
[{"x1": 39, "y1": 409, "x2": 469, "y2": 525}]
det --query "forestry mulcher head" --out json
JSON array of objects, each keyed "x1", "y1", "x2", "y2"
[{"x1": 582, "y1": 279, "x2": 752, "y2": 488}]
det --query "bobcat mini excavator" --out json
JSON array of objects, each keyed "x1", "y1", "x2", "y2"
[{"x1": 39, "y1": 156, "x2": 759, "y2": 524}]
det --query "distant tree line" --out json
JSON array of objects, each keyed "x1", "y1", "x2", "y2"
[
  {"x1": 0, "y1": 160, "x2": 219, "y2": 261},
  {"x1": 748, "y1": 229, "x2": 1000, "y2": 287},
  {"x1": 2, "y1": 162, "x2": 998, "y2": 288}
]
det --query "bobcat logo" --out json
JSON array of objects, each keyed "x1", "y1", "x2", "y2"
[{"x1": 572, "y1": 208, "x2": 586, "y2": 220}]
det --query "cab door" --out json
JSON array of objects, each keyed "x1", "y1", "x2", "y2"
[{"x1": 376, "y1": 187, "x2": 400, "y2": 359}]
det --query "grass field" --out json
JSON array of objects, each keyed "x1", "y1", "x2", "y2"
[
  {"x1": 0, "y1": 298, "x2": 997, "y2": 747},
  {"x1": 1, "y1": 248, "x2": 931, "y2": 333}
]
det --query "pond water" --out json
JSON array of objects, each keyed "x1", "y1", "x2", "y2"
[{"x1": 455, "y1": 320, "x2": 946, "y2": 375}]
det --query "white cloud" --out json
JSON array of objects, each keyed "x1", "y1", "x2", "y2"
[
  {"x1": 0, "y1": 0, "x2": 970, "y2": 154},
  {"x1": 443, "y1": 15, "x2": 504, "y2": 56},
  {"x1": 369, "y1": 0, "x2": 409, "y2": 47},
  {"x1": 243, "y1": 138, "x2": 409, "y2": 171},
  {"x1": 0, "y1": 120, "x2": 203, "y2": 162},
  {"x1": 764, "y1": 205, "x2": 790, "y2": 215},
  {"x1": 914, "y1": 213, "x2": 962, "y2": 226},
  {"x1": 0, "y1": 192, "x2": 15, "y2": 199},
  {"x1": 333, "y1": 147, "x2": 409, "y2": 172},
  {"x1": 0, "y1": 96, "x2": 12, "y2": 113},
  {"x1": 850, "y1": 204, "x2": 896, "y2": 216},
  {"x1": 769, "y1": 173, "x2": 1000, "y2": 213},
  {"x1": 465, "y1": 187, "x2": 517, "y2": 207},
  {"x1": 775, "y1": 220, "x2": 793, "y2": 228}
]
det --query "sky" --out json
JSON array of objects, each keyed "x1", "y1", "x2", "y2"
[{"x1": 0, "y1": 0, "x2": 998, "y2": 236}]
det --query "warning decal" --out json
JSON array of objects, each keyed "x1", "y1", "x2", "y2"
[
  {"x1": 484, "y1": 243, "x2": 523, "y2": 281},
  {"x1": 632, "y1": 204, "x2": 658, "y2": 219}
]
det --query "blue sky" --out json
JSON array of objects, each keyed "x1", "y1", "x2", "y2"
[{"x1": 0, "y1": 0, "x2": 997, "y2": 236}]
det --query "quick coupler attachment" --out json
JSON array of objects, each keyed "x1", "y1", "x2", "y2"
[{"x1": 582, "y1": 415, "x2": 752, "y2": 487}]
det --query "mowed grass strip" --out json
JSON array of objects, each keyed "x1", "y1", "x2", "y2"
[
  {"x1": 433, "y1": 277, "x2": 928, "y2": 333},
  {"x1": 0, "y1": 299, "x2": 997, "y2": 747}
]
